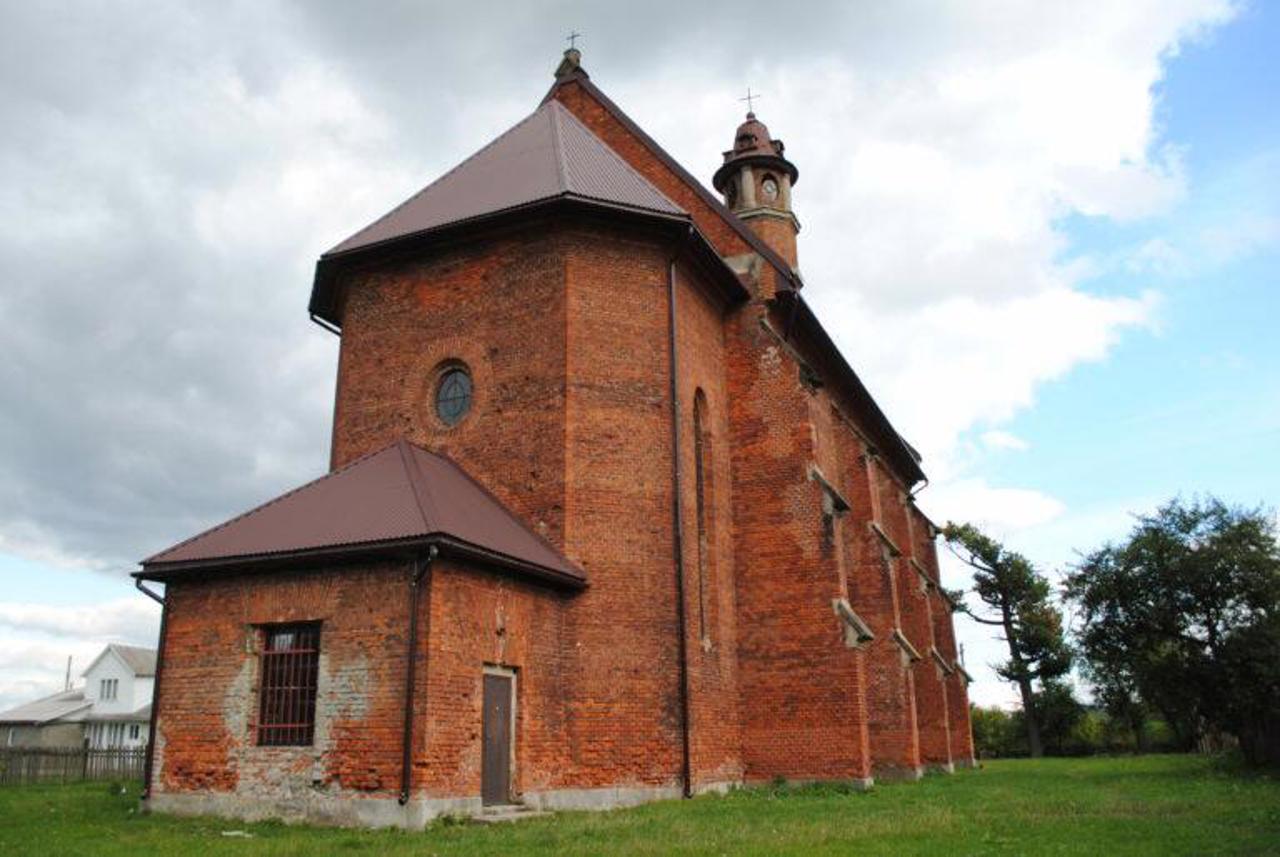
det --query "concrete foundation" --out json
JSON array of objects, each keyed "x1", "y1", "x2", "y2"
[{"x1": 872, "y1": 764, "x2": 925, "y2": 782}]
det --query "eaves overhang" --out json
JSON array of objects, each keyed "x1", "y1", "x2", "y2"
[
  {"x1": 135, "y1": 532, "x2": 588, "y2": 592},
  {"x1": 773, "y1": 288, "x2": 926, "y2": 487},
  {"x1": 309, "y1": 194, "x2": 747, "y2": 329}
]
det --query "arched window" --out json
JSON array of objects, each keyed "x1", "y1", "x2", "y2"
[{"x1": 693, "y1": 389, "x2": 712, "y2": 645}]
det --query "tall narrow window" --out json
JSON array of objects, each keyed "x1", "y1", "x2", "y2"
[
  {"x1": 256, "y1": 623, "x2": 321, "y2": 747},
  {"x1": 693, "y1": 390, "x2": 712, "y2": 643}
]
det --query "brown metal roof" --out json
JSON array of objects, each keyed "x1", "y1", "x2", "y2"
[
  {"x1": 140, "y1": 439, "x2": 584, "y2": 587},
  {"x1": 326, "y1": 100, "x2": 684, "y2": 258}
]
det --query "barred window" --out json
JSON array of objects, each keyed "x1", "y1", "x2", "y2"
[{"x1": 256, "y1": 623, "x2": 320, "y2": 747}]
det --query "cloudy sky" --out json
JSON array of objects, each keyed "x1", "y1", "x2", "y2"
[{"x1": 1, "y1": 1, "x2": 1276, "y2": 711}]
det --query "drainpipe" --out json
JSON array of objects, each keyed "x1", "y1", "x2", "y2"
[
  {"x1": 399, "y1": 546, "x2": 437, "y2": 806},
  {"x1": 667, "y1": 227, "x2": 695, "y2": 799},
  {"x1": 908, "y1": 476, "x2": 930, "y2": 502},
  {"x1": 135, "y1": 578, "x2": 166, "y2": 801}
]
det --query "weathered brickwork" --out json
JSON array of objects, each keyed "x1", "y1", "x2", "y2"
[
  {"x1": 153, "y1": 562, "x2": 413, "y2": 812},
  {"x1": 725, "y1": 303, "x2": 871, "y2": 784},
  {"x1": 147, "y1": 67, "x2": 975, "y2": 827},
  {"x1": 331, "y1": 227, "x2": 569, "y2": 545}
]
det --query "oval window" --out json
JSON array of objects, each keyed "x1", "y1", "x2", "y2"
[{"x1": 435, "y1": 366, "x2": 473, "y2": 426}]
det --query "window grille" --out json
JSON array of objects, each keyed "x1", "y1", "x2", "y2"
[{"x1": 256, "y1": 623, "x2": 320, "y2": 746}]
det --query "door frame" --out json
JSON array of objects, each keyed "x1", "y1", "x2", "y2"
[{"x1": 481, "y1": 664, "x2": 517, "y2": 804}]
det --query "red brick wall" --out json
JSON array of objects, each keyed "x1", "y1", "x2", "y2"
[
  {"x1": 672, "y1": 258, "x2": 745, "y2": 787},
  {"x1": 152, "y1": 557, "x2": 580, "y2": 806},
  {"x1": 551, "y1": 75, "x2": 974, "y2": 780},
  {"x1": 331, "y1": 229, "x2": 568, "y2": 547},
  {"x1": 845, "y1": 446, "x2": 920, "y2": 775},
  {"x1": 153, "y1": 561, "x2": 414, "y2": 798},
  {"x1": 892, "y1": 504, "x2": 950, "y2": 769},
  {"x1": 725, "y1": 303, "x2": 870, "y2": 783},
  {"x1": 559, "y1": 226, "x2": 686, "y2": 789},
  {"x1": 740, "y1": 214, "x2": 798, "y2": 271},
  {"x1": 414, "y1": 559, "x2": 573, "y2": 799}
]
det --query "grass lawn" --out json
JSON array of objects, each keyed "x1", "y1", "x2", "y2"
[{"x1": 0, "y1": 755, "x2": 1277, "y2": 856}]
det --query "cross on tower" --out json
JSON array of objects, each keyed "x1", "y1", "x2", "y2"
[
  {"x1": 566, "y1": 31, "x2": 581, "y2": 50},
  {"x1": 739, "y1": 86, "x2": 761, "y2": 115}
]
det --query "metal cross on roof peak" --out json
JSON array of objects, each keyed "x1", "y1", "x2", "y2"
[
  {"x1": 566, "y1": 31, "x2": 581, "y2": 50},
  {"x1": 739, "y1": 87, "x2": 761, "y2": 115}
]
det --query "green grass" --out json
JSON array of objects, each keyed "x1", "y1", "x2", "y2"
[{"x1": 1, "y1": 755, "x2": 1277, "y2": 856}]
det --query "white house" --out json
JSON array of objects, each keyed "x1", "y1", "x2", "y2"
[{"x1": 0, "y1": 644, "x2": 155, "y2": 749}]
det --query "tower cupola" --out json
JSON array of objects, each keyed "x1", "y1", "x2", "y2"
[{"x1": 712, "y1": 110, "x2": 800, "y2": 269}]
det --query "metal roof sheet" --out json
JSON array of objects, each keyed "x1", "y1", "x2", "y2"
[
  {"x1": 141, "y1": 439, "x2": 583, "y2": 585},
  {"x1": 109, "y1": 644, "x2": 156, "y2": 678},
  {"x1": 326, "y1": 100, "x2": 684, "y2": 257},
  {"x1": 0, "y1": 688, "x2": 90, "y2": 725}
]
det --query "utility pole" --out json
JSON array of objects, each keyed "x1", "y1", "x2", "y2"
[{"x1": 65, "y1": 655, "x2": 72, "y2": 690}]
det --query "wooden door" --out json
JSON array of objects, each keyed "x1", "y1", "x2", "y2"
[{"x1": 481, "y1": 672, "x2": 513, "y2": 806}]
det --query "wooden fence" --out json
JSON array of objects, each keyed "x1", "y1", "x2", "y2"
[{"x1": 0, "y1": 748, "x2": 146, "y2": 786}]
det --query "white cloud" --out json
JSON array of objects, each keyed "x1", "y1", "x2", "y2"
[
  {"x1": 928, "y1": 479, "x2": 1067, "y2": 535},
  {"x1": 0, "y1": 0, "x2": 1244, "y2": 709},
  {"x1": 981, "y1": 431, "x2": 1029, "y2": 452},
  {"x1": 0, "y1": 599, "x2": 159, "y2": 640}
]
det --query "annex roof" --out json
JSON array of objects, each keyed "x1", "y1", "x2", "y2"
[
  {"x1": 0, "y1": 688, "x2": 90, "y2": 725},
  {"x1": 325, "y1": 99, "x2": 685, "y2": 258},
  {"x1": 139, "y1": 439, "x2": 584, "y2": 589},
  {"x1": 81, "y1": 644, "x2": 156, "y2": 679}
]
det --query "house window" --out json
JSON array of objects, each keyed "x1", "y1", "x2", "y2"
[
  {"x1": 256, "y1": 623, "x2": 321, "y2": 747},
  {"x1": 99, "y1": 678, "x2": 118, "y2": 701},
  {"x1": 129, "y1": 724, "x2": 140, "y2": 741}
]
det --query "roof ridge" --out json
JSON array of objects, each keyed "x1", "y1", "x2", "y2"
[
  {"x1": 547, "y1": 101, "x2": 571, "y2": 192},
  {"x1": 395, "y1": 438, "x2": 440, "y2": 532},
  {"x1": 141, "y1": 441, "x2": 401, "y2": 565},
  {"x1": 324, "y1": 107, "x2": 550, "y2": 257},
  {"x1": 416, "y1": 444, "x2": 582, "y2": 574},
  {"x1": 551, "y1": 101, "x2": 684, "y2": 214}
]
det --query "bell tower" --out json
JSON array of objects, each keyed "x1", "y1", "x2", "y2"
[{"x1": 712, "y1": 108, "x2": 800, "y2": 270}]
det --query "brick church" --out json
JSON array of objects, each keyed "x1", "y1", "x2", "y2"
[{"x1": 135, "y1": 49, "x2": 974, "y2": 827}]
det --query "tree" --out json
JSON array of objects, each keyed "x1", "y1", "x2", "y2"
[
  {"x1": 970, "y1": 705, "x2": 1024, "y2": 758},
  {"x1": 942, "y1": 522, "x2": 1073, "y2": 757},
  {"x1": 1066, "y1": 497, "x2": 1280, "y2": 765},
  {"x1": 1035, "y1": 679, "x2": 1085, "y2": 755}
]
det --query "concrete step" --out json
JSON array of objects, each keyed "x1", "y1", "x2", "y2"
[{"x1": 474, "y1": 804, "x2": 551, "y2": 824}]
